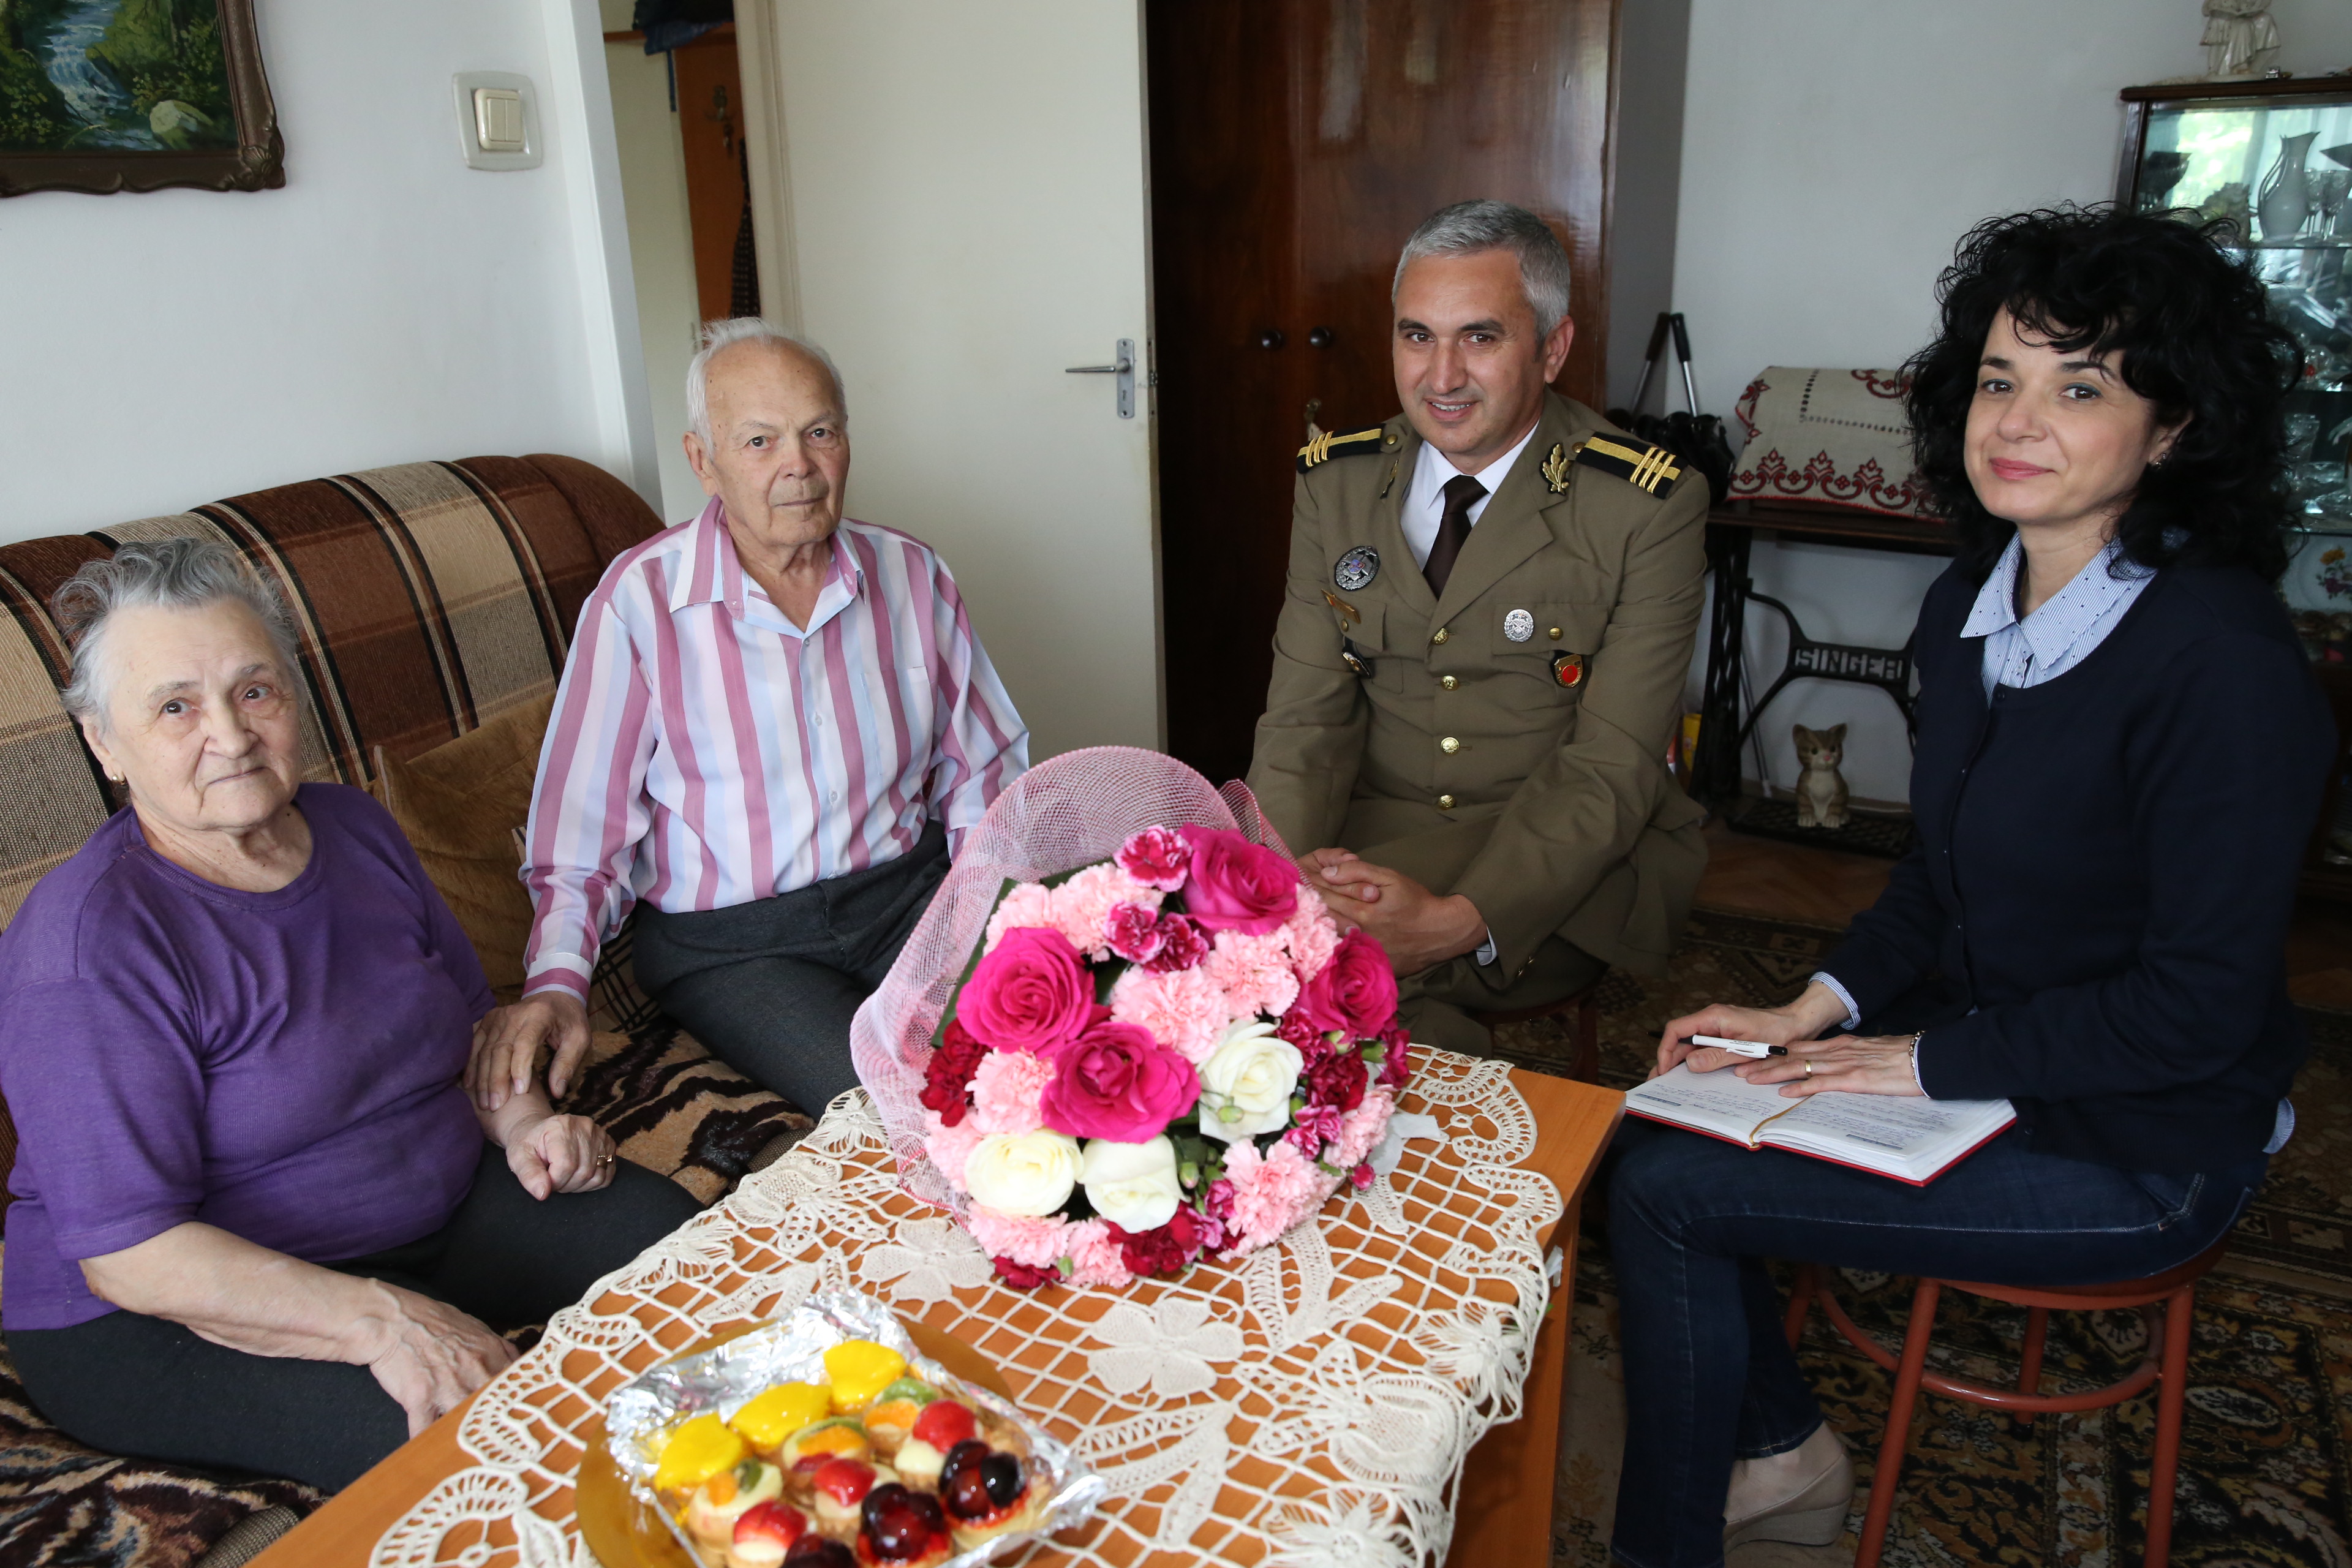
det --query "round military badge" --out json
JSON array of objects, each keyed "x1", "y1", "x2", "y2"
[
  {"x1": 1333, "y1": 546, "x2": 1379, "y2": 592},
  {"x1": 1503, "y1": 608, "x2": 1534, "y2": 643}
]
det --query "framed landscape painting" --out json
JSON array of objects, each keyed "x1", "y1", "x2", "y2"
[{"x1": 0, "y1": 0, "x2": 281, "y2": 196}]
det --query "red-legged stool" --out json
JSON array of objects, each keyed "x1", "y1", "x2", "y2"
[
  {"x1": 1784, "y1": 1235, "x2": 2230, "y2": 1568},
  {"x1": 1473, "y1": 973, "x2": 1604, "y2": 1082}
]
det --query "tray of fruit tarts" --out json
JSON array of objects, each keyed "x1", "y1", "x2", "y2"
[{"x1": 597, "y1": 1289, "x2": 1106, "y2": 1568}]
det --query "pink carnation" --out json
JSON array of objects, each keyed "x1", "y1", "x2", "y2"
[
  {"x1": 1116, "y1": 826, "x2": 1191, "y2": 892},
  {"x1": 1107, "y1": 965, "x2": 1228, "y2": 1064},
  {"x1": 1144, "y1": 913, "x2": 1211, "y2": 973},
  {"x1": 1281, "y1": 897, "x2": 1341, "y2": 981},
  {"x1": 1063, "y1": 1218, "x2": 1133, "y2": 1287},
  {"x1": 984, "y1": 883, "x2": 1057, "y2": 952},
  {"x1": 1202, "y1": 929, "x2": 1302, "y2": 1022},
  {"x1": 1284, "y1": 1101, "x2": 1344, "y2": 1156},
  {"x1": 969, "y1": 1049, "x2": 1056, "y2": 1135},
  {"x1": 1329, "y1": 1086, "x2": 1396, "y2": 1170},
  {"x1": 1221, "y1": 1139, "x2": 1329, "y2": 1251},
  {"x1": 967, "y1": 1207, "x2": 1074, "y2": 1268},
  {"x1": 1104, "y1": 902, "x2": 1165, "y2": 963},
  {"x1": 924, "y1": 1109, "x2": 988, "y2": 1189},
  {"x1": 1051, "y1": 864, "x2": 1162, "y2": 959}
]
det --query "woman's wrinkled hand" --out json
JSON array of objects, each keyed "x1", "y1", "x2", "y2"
[
  {"x1": 1733, "y1": 1033, "x2": 1926, "y2": 1099},
  {"x1": 504, "y1": 1110, "x2": 617, "y2": 1200},
  {"x1": 466, "y1": 992, "x2": 592, "y2": 1112},
  {"x1": 351, "y1": 1281, "x2": 516, "y2": 1437}
]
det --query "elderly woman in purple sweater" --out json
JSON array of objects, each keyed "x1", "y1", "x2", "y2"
[{"x1": 0, "y1": 539, "x2": 700, "y2": 1491}]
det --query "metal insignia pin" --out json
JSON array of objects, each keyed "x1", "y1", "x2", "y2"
[
  {"x1": 1334, "y1": 546, "x2": 1379, "y2": 592},
  {"x1": 1504, "y1": 609, "x2": 1534, "y2": 643},
  {"x1": 1542, "y1": 442, "x2": 1572, "y2": 494}
]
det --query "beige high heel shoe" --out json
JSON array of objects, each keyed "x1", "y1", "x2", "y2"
[{"x1": 1723, "y1": 1423, "x2": 1853, "y2": 1549}]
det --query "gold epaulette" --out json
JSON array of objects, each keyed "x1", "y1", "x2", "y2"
[
  {"x1": 1569, "y1": 435, "x2": 1683, "y2": 496},
  {"x1": 1296, "y1": 425, "x2": 1387, "y2": 473}
]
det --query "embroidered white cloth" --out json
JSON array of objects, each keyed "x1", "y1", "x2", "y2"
[{"x1": 369, "y1": 1052, "x2": 1559, "y2": 1568}]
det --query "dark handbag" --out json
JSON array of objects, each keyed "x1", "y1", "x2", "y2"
[{"x1": 1606, "y1": 313, "x2": 1735, "y2": 505}]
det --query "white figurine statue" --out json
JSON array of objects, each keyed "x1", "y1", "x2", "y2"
[{"x1": 2204, "y1": 0, "x2": 2282, "y2": 80}]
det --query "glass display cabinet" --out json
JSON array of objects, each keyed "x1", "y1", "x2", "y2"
[{"x1": 2119, "y1": 77, "x2": 2352, "y2": 895}]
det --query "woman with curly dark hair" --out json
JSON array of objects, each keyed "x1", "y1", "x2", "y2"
[{"x1": 1603, "y1": 206, "x2": 2336, "y2": 1567}]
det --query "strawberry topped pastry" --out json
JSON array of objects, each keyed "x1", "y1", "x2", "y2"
[
  {"x1": 684, "y1": 1457, "x2": 785, "y2": 1549},
  {"x1": 780, "y1": 1416, "x2": 872, "y2": 1477},
  {"x1": 888, "y1": 1397, "x2": 975, "y2": 1490},
  {"x1": 938, "y1": 1437, "x2": 1043, "y2": 1547},
  {"x1": 728, "y1": 1499, "x2": 810, "y2": 1568},
  {"x1": 810, "y1": 1456, "x2": 897, "y2": 1534},
  {"x1": 854, "y1": 1483, "x2": 953, "y2": 1568}
]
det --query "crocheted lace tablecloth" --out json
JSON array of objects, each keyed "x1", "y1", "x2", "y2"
[{"x1": 369, "y1": 1050, "x2": 1561, "y2": 1568}]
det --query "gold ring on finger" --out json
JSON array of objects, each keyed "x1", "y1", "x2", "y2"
[{"x1": 1804, "y1": 1058, "x2": 1814, "y2": 1078}]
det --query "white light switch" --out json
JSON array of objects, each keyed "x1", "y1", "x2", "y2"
[
  {"x1": 474, "y1": 88, "x2": 525, "y2": 153},
  {"x1": 452, "y1": 72, "x2": 541, "y2": 170}
]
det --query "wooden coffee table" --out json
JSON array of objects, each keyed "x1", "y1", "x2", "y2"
[{"x1": 257, "y1": 1065, "x2": 1620, "y2": 1568}]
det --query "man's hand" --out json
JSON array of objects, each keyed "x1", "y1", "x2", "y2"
[
  {"x1": 467, "y1": 992, "x2": 590, "y2": 1111},
  {"x1": 503, "y1": 1110, "x2": 618, "y2": 1200},
  {"x1": 348, "y1": 1280, "x2": 518, "y2": 1436},
  {"x1": 1305, "y1": 854, "x2": 1486, "y2": 976}
]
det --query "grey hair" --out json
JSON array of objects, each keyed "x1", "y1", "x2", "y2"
[
  {"x1": 53, "y1": 537, "x2": 301, "y2": 728},
  {"x1": 685, "y1": 318, "x2": 848, "y2": 443},
  {"x1": 1392, "y1": 200, "x2": 1574, "y2": 337}
]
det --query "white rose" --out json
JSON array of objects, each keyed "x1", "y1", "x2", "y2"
[
  {"x1": 963, "y1": 1129, "x2": 1081, "y2": 1217},
  {"x1": 1194, "y1": 1021, "x2": 1303, "y2": 1145},
  {"x1": 1080, "y1": 1135, "x2": 1183, "y2": 1231}
]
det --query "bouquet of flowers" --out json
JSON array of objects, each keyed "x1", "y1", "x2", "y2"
[{"x1": 914, "y1": 823, "x2": 1413, "y2": 1290}]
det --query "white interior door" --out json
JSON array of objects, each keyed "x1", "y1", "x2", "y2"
[{"x1": 741, "y1": 1, "x2": 1159, "y2": 761}]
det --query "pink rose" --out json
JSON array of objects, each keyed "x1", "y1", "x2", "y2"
[
  {"x1": 1295, "y1": 929, "x2": 1400, "y2": 1040},
  {"x1": 959, "y1": 927, "x2": 1093, "y2": 1053},
  {"x1": 1144, "y1": 912, "x2": 1210, "y2": 973},
  {"x1": 1104, "y1": 902, "x2": 1166, "y2": 964},
  {"x1": 1177, "y1": 827, "x2": 1298, "y2": 935},
  {"x1": 1117, "y1": 826, "x2": 1191, "y2": 891},
  {"x1": 1039, "y1": 1019, "x2": 1200, "y2": 1143}
]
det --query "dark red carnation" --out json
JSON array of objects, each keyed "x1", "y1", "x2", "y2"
[
  {"x1": 1109, "y1": 1206, "x2": 1205, "y2": 1278},
  {"x1": 1142, "y1": 912, "x2": 1211, "y2": 973},
  {"x1": 919, "y1": 1018, "x2": 990, "y2": 1126},
  {"x1": 1305, "y1": 1047, "x2": 1368, "y2": 1114},
  {"x1": 992, "y1": 1256, "x2": 1060, "y2": 1291},
  {"x1": 1275, "y1": 1008, "x2": 1327, "y2": 1052},
  {"x1": 1376, "y1": 1029, "x2": 1414, "y2": 1091}
]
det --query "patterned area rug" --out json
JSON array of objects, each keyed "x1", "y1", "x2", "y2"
[
  {"x1": 1517, "y1": 908, "x2": 2352, "y2": 1567},
  {"x1": 0, "y1": 1020, "x2": 808, "y2": 1568}
]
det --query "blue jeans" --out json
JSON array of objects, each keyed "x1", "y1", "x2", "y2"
[{"x1": 1603, "y1": 1117, "x2": 2266, "y2": 1568}]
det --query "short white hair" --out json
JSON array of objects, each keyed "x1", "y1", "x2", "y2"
[
  {"x1": 1392, "y1": 200, "x2": 1574, "y2": 337},
  {"x1": 53, "y1": 537, "x2": 301, "y2": 730},
  {"x1": 685, "y1": 318, "x2": 848, "y2": 443}
]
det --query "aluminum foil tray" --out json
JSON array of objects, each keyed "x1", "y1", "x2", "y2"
[{"x1": 604, "y1": 1289, "x2": 1106, "y2": 1567}]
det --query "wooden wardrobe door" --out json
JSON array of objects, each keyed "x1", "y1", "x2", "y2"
[{"x1": 1149, "y1": 0, "x2": 1620, "y2": 788}]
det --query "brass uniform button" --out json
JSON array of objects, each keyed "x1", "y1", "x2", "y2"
[
  {"x1": 1431, "y1": 627, "x2": 1450, "y2": 644},
  {"x1": 1441, "y1": 675, "x2": 1458, "y2": 690},
  {"x1": 1441, "y1": 736, "x2": 1460, "y2": 754},
  {"x1": 1548, "y1": 626, "x2": 1562, "y2": 640},
  {"x1": 1438, "y1": 793, "x2": 1455, "y2": 809}
]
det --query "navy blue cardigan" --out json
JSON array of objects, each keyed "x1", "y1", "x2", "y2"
[{"x1": 1822, "y1": 562, "x2": 2335, "y2": 1173}]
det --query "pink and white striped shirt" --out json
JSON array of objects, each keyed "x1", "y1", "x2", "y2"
[{"x1": 520, "y1": 499, "x2": 1028, "y2": 1001}]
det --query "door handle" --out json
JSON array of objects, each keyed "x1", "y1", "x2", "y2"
[{"x1": 1064, "y1": 337, "x2": 1136, "y2": 418}]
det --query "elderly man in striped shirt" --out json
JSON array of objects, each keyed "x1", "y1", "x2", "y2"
[{"x1": 469, "y1": 319, "x2": 1028, "y2": 1115}]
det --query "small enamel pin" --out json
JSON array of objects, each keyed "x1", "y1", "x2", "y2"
[
  {"x1": 1504, "y1": 609, "x2": 1534, "y2": 643},
  {"x1": 1551, "y1": 650, "x2": 1585, "y2": 688},
  {"x1": 1541, "y1": 442, "x2": 1572, "y2": 494},
  {"x1": 1334, "y1": 546, "x2": 1379, "y2": 591}
]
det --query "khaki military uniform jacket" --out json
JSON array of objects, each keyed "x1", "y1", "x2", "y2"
[{"x1": 1246, "y1": 391, "x2": 1708, "y2": 984}]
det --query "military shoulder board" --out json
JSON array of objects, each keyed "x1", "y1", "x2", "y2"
[
  {"x1": 1297, "y1": 425, "x2": 1387, "y2": 473},
  {"x1": 1571, "y1": 435, "x2": 1682, "y2": 496}
]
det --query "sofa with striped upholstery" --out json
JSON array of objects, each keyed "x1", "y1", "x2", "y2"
[{"x1": 0, "y1": 456, "x2": 808, "y2": 1567}]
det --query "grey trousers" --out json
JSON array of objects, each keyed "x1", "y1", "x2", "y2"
[{"x1": 631, "y1": 823, "x2": 951, "y2": 1113}]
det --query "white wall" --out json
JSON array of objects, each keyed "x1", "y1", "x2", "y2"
[
  {"x1": 0, "y1": 0, "x2": 655, "y2": 545},
  {"x1": 1674, "y1": 0, "x2": 2352, "y2": 802}
]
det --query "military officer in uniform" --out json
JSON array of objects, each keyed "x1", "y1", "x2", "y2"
[{"x1": 1247, "y1": 199, "x2": 1708, "y2": 1054}]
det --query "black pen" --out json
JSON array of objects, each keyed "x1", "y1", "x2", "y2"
[{"x1": 1689, "y1": 1035, "x2": 1786, "y2": 1058}]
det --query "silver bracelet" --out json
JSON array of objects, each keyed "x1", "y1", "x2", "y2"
[{"x1": 1906, "y1": 1030, "x2": 1926, "y2": 1094}]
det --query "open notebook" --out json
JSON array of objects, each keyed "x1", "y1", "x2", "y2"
[{"x1": 1624, "y1": 1064, "x2": 2016, "y2": 1185}]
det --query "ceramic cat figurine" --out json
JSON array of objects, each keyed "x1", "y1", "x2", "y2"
[{"x1": 1792, "y1": 723, "x2": 1850, "y2": 830}]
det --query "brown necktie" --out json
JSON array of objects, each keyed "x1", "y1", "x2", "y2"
[{"x1": 1423, "y1": 473, "x2": 1487, "y2": 597}]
